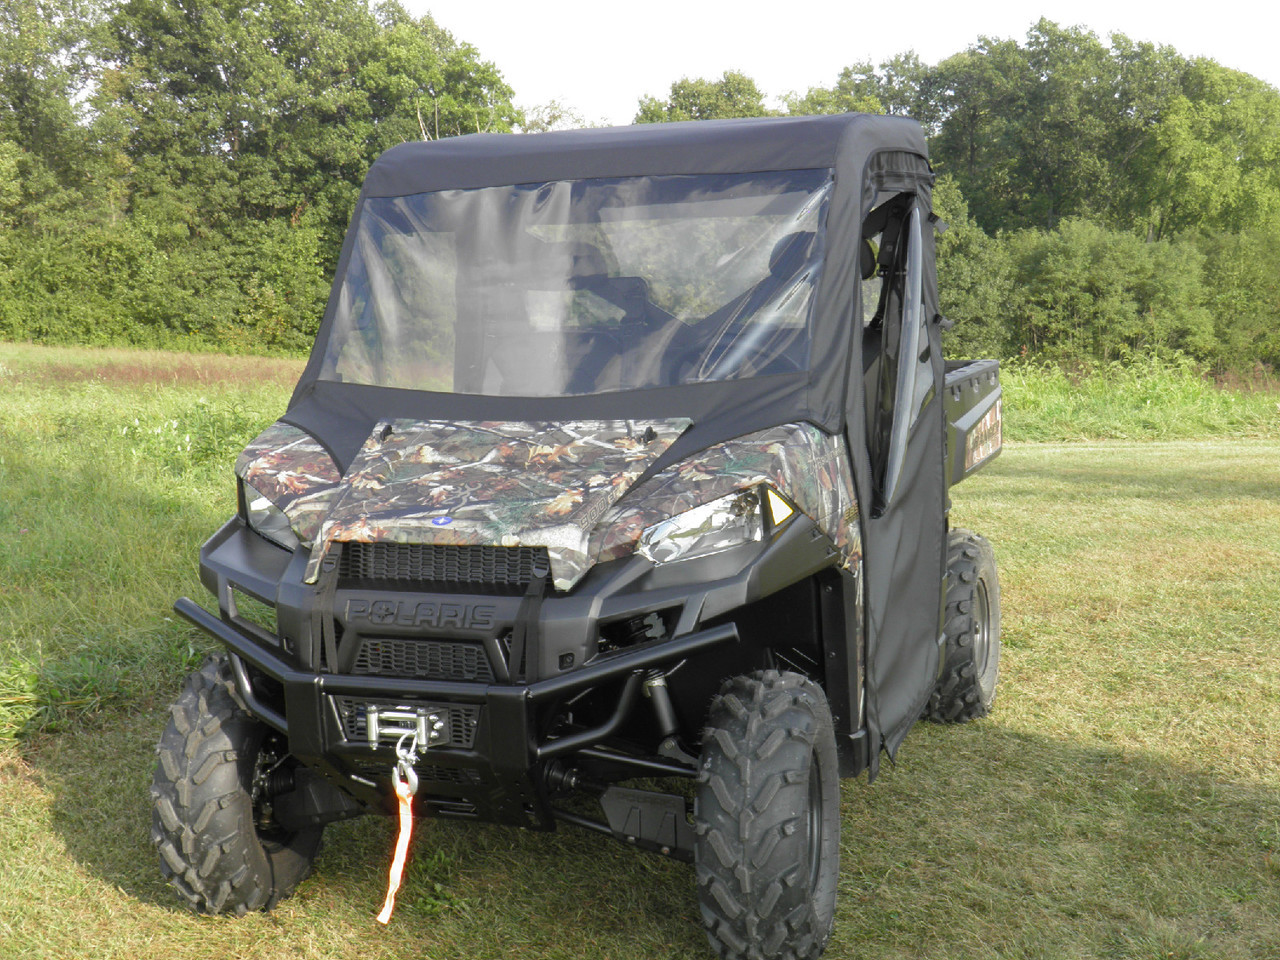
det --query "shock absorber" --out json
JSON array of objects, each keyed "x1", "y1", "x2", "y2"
[
  {"x1": 643, "y1": 670, "x2": 679, "y2": 740},
  {"x1": 644, "y1": 670, "x2": 698, "y2": 765}
]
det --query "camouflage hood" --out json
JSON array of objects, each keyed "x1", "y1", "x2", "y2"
[
  {"x1": 240, "y1": 418, "x2": 690, "y2": 591},
  {"x1": 237, "y1": 417, "x2": 862, "y2": 593}
]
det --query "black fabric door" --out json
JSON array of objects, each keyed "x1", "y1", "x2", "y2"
[{"x1": 855, "y1": 191, "x2": 948, "y2": 772}]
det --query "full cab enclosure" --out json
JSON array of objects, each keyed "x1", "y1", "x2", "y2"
[{"x1": 155, "y1": 114, "x2": 1003, "y2": 960}]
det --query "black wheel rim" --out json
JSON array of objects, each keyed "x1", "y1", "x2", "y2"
[{"x1": 807, "y1": 756, "x2": 824, "y2": 892}]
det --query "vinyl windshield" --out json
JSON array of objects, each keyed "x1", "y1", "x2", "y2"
[{"x1": 317, "y1": 169, "x2": 832, "y2": 397}]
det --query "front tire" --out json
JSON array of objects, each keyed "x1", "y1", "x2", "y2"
[
  {"x1": 694, "y1": 670, "x2": 840, "y2": 960},
  {"x1": 151, "y1": 654, "x2": 323, "y2": 914},
  {"x1": 925, "y1": 529, "x2": 1001, "y2": 723}
]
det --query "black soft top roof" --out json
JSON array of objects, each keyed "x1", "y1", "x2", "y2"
[
  {"x1": 361, "y1": 113, "x2": 926, "y2": 196},
  {"x1": 289, "y1": 114, "x2": 934, "y2": 478}
]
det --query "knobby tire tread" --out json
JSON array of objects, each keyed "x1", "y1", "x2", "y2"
[
  {"x1": 150, "y1": 655, "x2": 320, "y2": 915},
  {"x1": 694, "y1": 670, "x2": 838, "y2": 960},
  {"x1": 925, "y1": 529, "x2": 1000, "y2": 723}
]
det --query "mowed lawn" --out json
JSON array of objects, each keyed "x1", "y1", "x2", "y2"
[{"x1": 1, "y1": 344, "x2": 1278, "y2": 959}]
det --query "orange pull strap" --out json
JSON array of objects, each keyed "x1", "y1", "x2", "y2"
[{"x1": 376, "y1": 775, "x2": 415, "y2": 924}]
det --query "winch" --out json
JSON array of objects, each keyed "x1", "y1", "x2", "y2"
[{"x1": 364, "y1": 704, "x2": 447, "y2": 750}]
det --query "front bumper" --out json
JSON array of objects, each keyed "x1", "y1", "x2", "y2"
[
  {"x1": 176, "y1": 510, "x2": 845, "y2": 825},
  {"x1": 175, "y1": 594, "x2": 737, "y2": 824}
]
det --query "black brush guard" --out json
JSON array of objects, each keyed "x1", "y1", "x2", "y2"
[{"x1": 175, "y1": 595, "x2": 736, "y2": 845}]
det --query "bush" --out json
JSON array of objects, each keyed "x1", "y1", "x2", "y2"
[{"x1": 1003, "y1": 219, "x2": 1217, "y2": 363}]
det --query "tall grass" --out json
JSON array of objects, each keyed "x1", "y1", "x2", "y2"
[
  {"x1": 1001, "y1": 356, "x2": 1280, "y2": 441},
  {"x1": 0, "y1": 344, "x2": 300, "y2": 737}
]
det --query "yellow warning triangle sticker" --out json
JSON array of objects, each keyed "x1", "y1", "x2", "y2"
[{"x1": 766, "y1": 488, "x2": 794, "y2": 525}]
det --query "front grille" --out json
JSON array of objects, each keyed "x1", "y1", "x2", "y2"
[
  {"x1": 338, "y1": 543, "x2": 549, "y2": 591},
  {"x1": 333, "y1": 698, "x2": 480, "y2": 749},
  {"x1": 352, "y1": 638, "x2": 495, "y2": 682}
]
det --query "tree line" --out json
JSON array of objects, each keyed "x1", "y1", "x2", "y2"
[
  {"x1": 3, "y1": 6, "x2": 1278, "y2": 371},
  {"x1": 2, "y1": 0, "x2": 518, "y2": 352},
  {"x1": 640, "y1": 22, "x2": 1280, "y2": 372}
]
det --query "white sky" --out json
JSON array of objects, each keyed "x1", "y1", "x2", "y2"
[{"x1": 405, "y1": 0, "x2": 1280, "y2": 127}]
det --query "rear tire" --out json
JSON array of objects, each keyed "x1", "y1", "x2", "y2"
[
  {"x1": 151, "y1": 654, "x2": 323, "y2": 914},
  {"x1": 694, "y1": 670, "x2": 840, "y2": 960},
  {"x1": 925, "y1": 529, "x2": 1000, "y2": 723}
]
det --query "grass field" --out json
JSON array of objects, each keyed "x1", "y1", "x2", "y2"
[{"x1": 1, "y1": 343, "x2": 1278, "y2": 959}]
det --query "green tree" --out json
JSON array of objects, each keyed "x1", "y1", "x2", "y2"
[
  {"x1": 1101, "y1": 34, "x2": 1188, "y2": 232},
  {"x1": 102, "y1": 0, "x2": 516, "y2": 233},
  {"x1": 929, "y1": 21, "x2": 1124, "y2": 230},
  {"x1": 785, "y1": 60, "x2": 883, "y2": 116},
  {"x1": 924, "y1": 22, "x2": 1280, "y2": 239},
  {"x1": 0, "y1": 0, "x2": 101, "y2": 220},
  {"x1": 1003, "y1": 219, "x2": 1215, "y2": 362},
  {"x1": 0, "y1": 0, "x2": 522, "y2": 349},
  {"x1": 932, "y1": 176, "x2": 1012, "y2": 358},
  {"x1": 87, "y1": 0, "x2": 519, "y2": 342},
  {"x1": 1135, "y1": 61, "x2": 1280, "y2": 238},
  {"x1": 518, "y1": 98, "x2": 602, "y2": 133},
  {"x1": 785, "y1": 52, "x2": 937, "y2": 126},
  {"x1": 636, "y1": 71, "x2": 773, "y2": 123},
  {"x1": 1195, "y1": 220, "x2": 1280, "y2": 371}
]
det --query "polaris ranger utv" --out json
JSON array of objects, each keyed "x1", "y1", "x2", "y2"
[{"x1": 155, "y1": 113, "x2": 1003, "y2": 960}]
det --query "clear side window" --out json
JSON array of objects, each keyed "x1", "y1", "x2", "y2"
[
  {"x1": 861, "y1": 193, "x2": 933, "y2": 509},
  {"x1": 859, "y1": 236, "x2": 883, "y2": 328},
  {"x1": 897, "y1": 207, "x2": 934, "y2": 431}
]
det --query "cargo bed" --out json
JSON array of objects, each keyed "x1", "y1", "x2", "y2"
[{"x1": 943, "y1": 359, "x2": 1002, "y2": 486}]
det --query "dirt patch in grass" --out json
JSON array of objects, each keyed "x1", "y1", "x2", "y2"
[
  {"x1": 26, "y1": 354, "x2": 305, "y2": 388},
  {"x1": 1213, "y1": 361, "x2": 1280, "y2": 394},
  {"x1": 0, "y1": 342, "x2": 307, "y2": 387}
]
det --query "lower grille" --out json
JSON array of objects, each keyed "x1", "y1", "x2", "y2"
[
  {"x1": 333, "y1": 698, "x2": 480, "y2": 749},
  {"x1": 338, "y1": 543, "x2": 550, "y2": 591},
  {"x1": 352, "y1": 638, "x2": 496, "y2": 682},
  {"x1": 356, "y1": 762, "x2": 482, "y2": 786},
  {"x1": 418, "y1": 765, "x2": 481, "y2": 785}
]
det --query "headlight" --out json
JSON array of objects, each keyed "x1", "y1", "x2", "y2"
[
  {"x1": 242, "y1": 480, "x2": 302, "y2": 551},
  {"x1": 637, "y1": 488, "x2": 765, "y2": 564}
]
